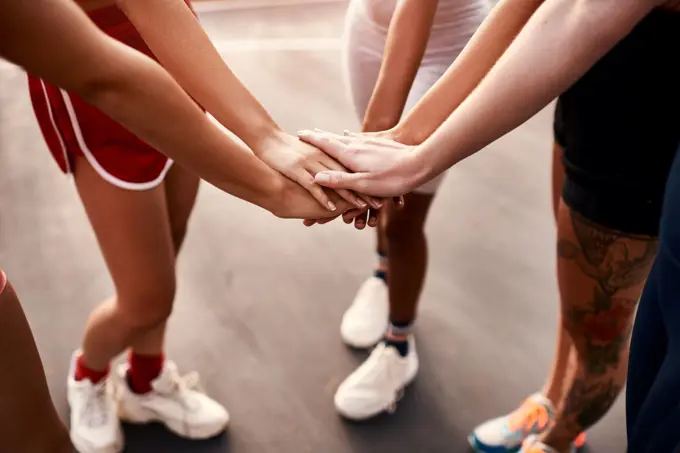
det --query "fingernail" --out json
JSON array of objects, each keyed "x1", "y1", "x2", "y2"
[
  {"x1": 373, "y1": 201, "x2": 384, "y2": 209},
  {"x1": 327, "y1": 201, "x2": 337, "y2": 211},
  {"x1": 315, "y1": 173, "x2": 330, "y2": 183},
  {"x1": 357, "y1": 199, "x2": 367, "y2": 208}
]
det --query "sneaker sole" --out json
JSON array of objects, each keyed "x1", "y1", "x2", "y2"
[
  {"x1": 468, "y1": 433, "x2": 581, "y2": 453},
  {"x1": 468, "y1": 434, "x2": 520, "y2": 453},
  {"x1": 71, "y1": 430, "x2": 124, "y2": 453},
  {"x1": 119, "y1": 410, "x2": 229, "y2": 440},
  {"x1": 335, "y1": 364, "x2": 419, "y2": 421}
]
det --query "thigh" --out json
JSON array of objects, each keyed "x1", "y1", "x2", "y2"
[
  {"x1": 74, "y1": 156, "x2": 177, "y2": 313},
  {"x1": 342, "y1": 0, "x2": 387, "y2": 119},
  {"x1": 164, "y1": 164, "x2": 200, "y2": 254}
]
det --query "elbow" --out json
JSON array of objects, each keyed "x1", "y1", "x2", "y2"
[{"x1": 73, "y1": 70, "x2": 130, "y2": 114}]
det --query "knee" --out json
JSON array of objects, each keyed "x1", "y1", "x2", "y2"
[{"x1": 117, "y1": 278, "x2": 176, "y2": 330}]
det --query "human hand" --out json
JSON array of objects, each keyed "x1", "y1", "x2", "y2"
[
  {"x1": 255, "y1": 130, "x2": 383, "y2": 212},
  {"x1": 300, "y1": 128, "x2": 406, "y2": 229},
  {"x1": 271, "y1": 174, "x2": 360, "y2": 220},
  {"x1": 297, "y1": 129, "x2": 424, "y2": 198}
]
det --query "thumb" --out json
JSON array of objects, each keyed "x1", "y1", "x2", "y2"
[{"x1": 314, "y1": 170, "x2": 369, "y2": 192}]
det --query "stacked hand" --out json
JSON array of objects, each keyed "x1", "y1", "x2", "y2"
[
  {"x1": 298, "y1": 129, "x2": 421, "y2": 197},
  {"x1": 254, "y1": 131, "x2": 385, "y2": 226}
]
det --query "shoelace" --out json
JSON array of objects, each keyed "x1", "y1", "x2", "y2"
[
  {"x1": 157, "y1": 369, "x2": 203, "y2": 411},
  {"x1": 83, "y1": 383, "x2": 110, "y2": 428},
  {"x1": 508, "y1": 400, "x2": 551, "y2": 435}
]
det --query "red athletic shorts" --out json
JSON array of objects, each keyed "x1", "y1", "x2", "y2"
[{"x1": 27, "y1": 3, "x2": 192, "y2": 190}]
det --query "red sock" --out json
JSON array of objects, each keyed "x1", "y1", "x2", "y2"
[
  {"x1": 128, "y1": 352, "x2": 164, "y2": 394},
  {"x1": 74, "y1": 354, "x2": 109, "y2": 384}
]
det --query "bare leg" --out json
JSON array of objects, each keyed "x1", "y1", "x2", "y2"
[
  {"x1": 74, "y1": 156, "x2": 177, "y2": 371},
  {"x1": 129, "y1": 165, "x2": 199, "y2": 356},
  {"x1": 541, "y1": 142, "x2": 577, "y2": 405},
  {"x1": 541, "y1": 201, "x2": 657, "y2": 452},
  {"x1": 0, "y1": 279, "x2": 73, "y2": 453},
  {"x1": 384, "y1": 193, "x2": 435, "y2": 325}
]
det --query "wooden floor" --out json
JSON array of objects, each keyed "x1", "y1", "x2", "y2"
[{"x1": 0, "y1": 1, "x2": 625, "y2": 452}]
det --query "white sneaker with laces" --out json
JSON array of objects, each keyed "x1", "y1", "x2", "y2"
[
  {"x1": 67, "y1": 352, "x2": 123, "y2": 453},
  {"x1": 341, "y1": 276, "x2": 389, "y2": 349},
  {"x1": 116, "y1": 361, "x2": 229, "y2": 439},
  {"x1": 334, "y1": 336, "x2": 418, "y2": 420}
]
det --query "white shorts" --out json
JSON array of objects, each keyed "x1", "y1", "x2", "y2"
[{"x1": 342, "y1": 0, "x2": 489, "y2": 194}]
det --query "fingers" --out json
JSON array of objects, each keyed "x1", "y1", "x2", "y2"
[
  {"x1": 313, "y1": 155, "x2": 382, "y2": 209},
  {"x1": 367, "y1": 208, "x2": 379, "y2": 228},
  {"x1": 303, "y1": 219, "x2": 317, "y2": 227},
  {"x1": 296, "y1": 171, "x2": 337, "y2": 212},
  {"x1": 354, "y1": 210, "x2": 369, "y2": 229},
  {"x1": 343, "y1": 130, "x2": 405, "y2": 149},
  {"x1": 314, "y1": 170, "x2": 367, "y2": 191},
  {"x1": 298, "y1": 130, "x2": 357, "y2": 169}
]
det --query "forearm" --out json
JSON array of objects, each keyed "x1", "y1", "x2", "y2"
[
  {"x1": 410, "y1": 0, "x2": 658, "y2": 185},
  {"x1": 394, "y1": 0, "x2": 541, "y2": 145},
  {"x1": 87, "y1": 56, "x2": 283, "y2": 209},
  {"x1": 0, "y1": 0, "x2": 283, "y2": 212},
  {"x1": 117, "y1": 0, "x2": 282, "y2": 152},
  {"x1": 362, "y1": 0, "x2": 438, "y2": 132}
]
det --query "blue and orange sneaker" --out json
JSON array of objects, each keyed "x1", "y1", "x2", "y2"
[{"x1": 468, "y1": 393, "x2": 586, "y2": 453}]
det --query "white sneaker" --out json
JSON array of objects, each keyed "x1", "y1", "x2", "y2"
[
  {"x1": 116, "y1": 361, "x2": 229, "y2": 439},
  {"x1": 340, "y1": 276, "x2": 389, "y2": 348},
  {"x1": 67, "y1": 352, "x2": 124, "y2": 453},
  {"x1": 334, "y1": 337, "x2": 419, "y2": 420}
]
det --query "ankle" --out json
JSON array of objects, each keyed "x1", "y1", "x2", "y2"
[
  {"x1": 128, "y1": 351, "x2": 164, "y2": 394},
  {"x1": 540, "y1": 431, "x2": 575, "y2": 453},
  {"x1": 375, "y1": 252, "x2": 389, "y2": 282},
  {"x1": 384, "y1": 320, "x2": 413, "y2": 357},
  {"x1": 386, "y1": 320, "x2": 412, "y2": 340},
  {"x1": 74, "y1": 353, "x2": 109, "y2": 384}
]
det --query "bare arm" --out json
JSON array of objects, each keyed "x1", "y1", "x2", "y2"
[
  {"x1": 116, "y1": 0, "x2": 280, "y2": 150},
  {"x1": 393, "y1": 0, "x2": 542, "y2": 145},
  {"x1": 115, "y1": 0, "x2": 376, "y2": 211},
  {"x1": 361, "y1": 0, "x2": 439, "y2": 132},
  {"x1": 0, "y1": 0, "x2": 350, "y2": 219},
  {"x1": 411, "y1": 0, "x2": 660, "y2": 183},
  {"x1": 300, "y1": 0, "x2": 663, "y2": 197}
]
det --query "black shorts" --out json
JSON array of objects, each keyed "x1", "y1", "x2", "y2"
[{"x1": 554, "y1": 9, "x2": 680, "y2": 236}]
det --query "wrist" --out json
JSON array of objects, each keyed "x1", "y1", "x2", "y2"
[
  {"x1": 391, "y1": 122, "x2": 427, "y2": 146},
  {"x1": 404, "y1": 145, "x2": 434, "y2": 191},
  {"x1": 256, "y1": 172, "x2": 288, "y2": 215},
  {"x1": 362, "y1": 116, "x2": 400, "y2": 134},
  {"x1": 238, "y1": 118, "x2": 284, "y2": 156}
]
